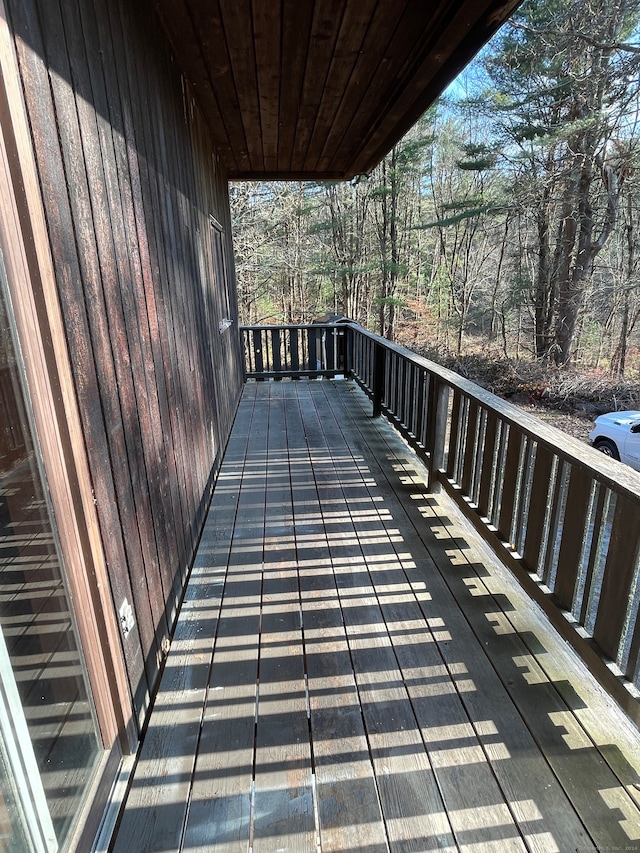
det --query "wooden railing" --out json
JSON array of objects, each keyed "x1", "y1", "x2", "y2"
[
  {"x1": 240, "y1": 322, "x2": 640, "y2": 720},
  {"x1": 241, "y1": 323, "x2": 350, "y2": 379}
]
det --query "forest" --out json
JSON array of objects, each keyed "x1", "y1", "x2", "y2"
[{"x1": 231, "y1": 0, "x2": 640, "y2": 385}]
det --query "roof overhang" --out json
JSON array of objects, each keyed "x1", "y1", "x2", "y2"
[{"x1": 154, "y1": 0, "x2": 521, "y2": 180}]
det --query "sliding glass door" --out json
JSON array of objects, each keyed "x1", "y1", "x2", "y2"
[{"x1": 0, "y1": 278, "x2": 101, "y2": 852}]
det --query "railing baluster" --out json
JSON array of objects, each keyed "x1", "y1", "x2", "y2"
[
  {"x1": 553, "y1": 466, "x2": 593, "y2": 611},
  {"x1": 578, "y1": 482, "x2": 607, "y2": 625},
  {"x1": 415, "y1": 370, "x2": 426, "y2": 447},
  {"x1": 541, "y1": 461, "x2": 569, "y2": 588},
  {"x1": 497, "y1": 424, "x2": 522, "y2": 548},
  {"x1": 593, "y1": 494, "x2": 640, "y2": 670},
  {"x1": 272, "y1": 328, "x2": 282, "y2": 378},
  {"x1": 625, "y1": 580, "x2": 640, "y2": 684},
  {"x1": 326, "y1": 327, "x2": 336, "y2": 372},
  {"x1": 290, "y1": 327, "x2": 299, "y2": 377},
  {"x1": 307, "y1": 326, "x2": 316, "y2": 373},
  {"x1": 253, "y1": 328, "x2": 264, "y2": 377},
  {"x1": 372, "y1": 343, "x2": 386, "y2": 417},
  {"x1": 446, "y1": 390, "x2": 462, "y2": 481},
  {"x1": 477, "y1": 409, "x2": 498, "y2": 521},
  {"x1": 522, "y1": 444, "x2": 555, "y2": 574},
  {"x1": 460, "y1": 398, "x2": 479, "y2": 498}
]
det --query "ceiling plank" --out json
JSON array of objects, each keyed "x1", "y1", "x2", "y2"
[
  {"x1": 154, "y1": 0, "x2": 522, "y2": 179},
  {"x1": 252, "y1": 0, "x2": 282, "y2": 173},
  {"x1": 301, "y1": 0, "x2": 380, "y2": 176},
  {"x1": 218, "y1": 0, "x2": 263, "y2": 172},
  {"x1": 277, "y1": 0, "x2": 315, "y2": 173},
  {"x1": 288, "y1": 0, "x2": 347, "y2": 175}
]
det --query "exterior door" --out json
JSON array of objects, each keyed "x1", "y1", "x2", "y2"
[{"x1": 0, "y1": 275, "x2": 102, "y2": 851}]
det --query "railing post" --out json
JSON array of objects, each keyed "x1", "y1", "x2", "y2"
[
  {"x1": 240, "y1": 327, "x2": 248, "y2": 382},
  {"x1": 252, "y1": 328, "x2": 264, "y2": 381},
  {"x1": 372, "y1": 343, "x2": 386, "y2": 417},
  {"x1": 426, "y1": 378, "x2": 449, "y2": 486},
  {"x1": 343, "y1": 324, "x2": 353, "y2": 377}
]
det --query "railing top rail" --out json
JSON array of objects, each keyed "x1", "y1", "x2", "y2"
[
  {"x1": 347, "y1": 323, "x2": 640, "y2": 504},
  {"x1": 240, "y1": 323, "x2": 348, "y2": 331}
]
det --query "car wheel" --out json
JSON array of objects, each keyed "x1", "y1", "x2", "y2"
[{"x1": 593, "y1": 438, "x2": 620, "y2": 460}]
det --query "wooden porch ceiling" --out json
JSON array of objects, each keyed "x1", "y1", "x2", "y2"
[
  {"x1": 153, "y1": 0, "x2": 522, "y2": 179},
  {"x1": 111, "y1": 380, "x2": 640, "y2": 852}
]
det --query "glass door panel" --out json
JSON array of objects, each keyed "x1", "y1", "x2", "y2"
[{"x1": 0, "y1": 278, "x2": 101, "y2": 851}]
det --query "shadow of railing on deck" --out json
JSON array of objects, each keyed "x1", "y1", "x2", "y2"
[
  {"x1": 111, "y1": 395, "x2": 640, "y2": 851},
  {"x1": 240, "y1": 322, "x2": 640, "y2": 722}
]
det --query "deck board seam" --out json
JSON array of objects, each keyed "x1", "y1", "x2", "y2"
[{"x1": 291, "y1": 380, "x2": 392, "y2": 852}]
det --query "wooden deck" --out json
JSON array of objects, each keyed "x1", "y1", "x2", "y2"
[{"x1": 109, "y1": 379, "x2": 640, "y2": 853}]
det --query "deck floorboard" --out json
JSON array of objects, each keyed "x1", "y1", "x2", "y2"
[{"x1": 111, "y1": 380, "x2": 640, "y2": 853}]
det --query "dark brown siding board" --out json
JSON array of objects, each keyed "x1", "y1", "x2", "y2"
[
  {"x1": 98, "y1": 0, "x2": 186, "y2": 608},
  {"x1": 116, "y1": 0, "x2": 194, "y2": 583},
  {"x1": 145, "y1": 75, "x2": 200, "y2": 555},
  {"x1": 143, "y1": 0, "x2": 243, "y2": 550},
  {"x1": 190, "y1": 100, "x2": 243, "y2": 443},
  {"x1": 191, "y1": 113, "x2": 229, "y2": 447},
  {"x1": 176, "y1": 89, "x2": 222, "y2": 520},
  {"x1": 6, "y1": 0, "x2": 152, "y2": 719},
  {"x1": 133, "y1": 0, "x2": 212, "y2": 561},
  {"x1": 188, "y1": 117, "x2": 223, "y2": 475},
  {"x1": 89, "y1": 0, "x2": 183, "y2": 617},
  {"x1": 61, "y1": 0, "x2": 175, "y2": 642},
  {"x1": 126, "y1": 5, "x2": 190, "y2": 542},
  {"x1": 164, "y1": 108, "x2": 206, "y2": 528},
  {"x1": 40, "y1": 0, "x2": 170, "y2": 669}
]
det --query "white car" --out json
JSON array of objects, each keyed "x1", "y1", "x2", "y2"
[{"x1": 589, "y1": 410, "x2": 640, "y2": 471}]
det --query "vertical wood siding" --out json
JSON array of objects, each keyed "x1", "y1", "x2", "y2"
[{"x1": 5, "y1": 0, "x2": 244, "y2": 728}]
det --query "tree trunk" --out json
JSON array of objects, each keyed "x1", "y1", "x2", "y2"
[{"x1": 534, "y1": 186, "x2": 554, "y2": 358}]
